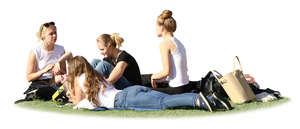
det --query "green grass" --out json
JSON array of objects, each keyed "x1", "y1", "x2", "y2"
[{"x1": 16, "y1": 98, "x2": 289, "y2": 118}]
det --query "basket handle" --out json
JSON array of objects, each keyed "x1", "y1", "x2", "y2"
[{"x1": 233, "y1": 56, "x2": 243, "y2": 72}]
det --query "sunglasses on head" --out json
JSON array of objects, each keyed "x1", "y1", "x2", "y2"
[{"x1": 43, "y1": 22, "x2": 55, "y2": 27}]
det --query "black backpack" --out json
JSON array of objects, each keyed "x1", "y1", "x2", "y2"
[
  {"x1": 191, "y1": 71, "x2": 229, "y2": 99},
  {"x1": 15, "y1": 80, "x2": 59, "y2": 104}
]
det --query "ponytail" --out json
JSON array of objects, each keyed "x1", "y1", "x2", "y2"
[
  {"x1": 111, "y1": 33, "x2": 124, "y2": 48},
  {"x1": 36, "y1": 24, "x2": 45, "y2": 42},
  {"x1": 97, "y1": 33, "x2": 124, "y2": 48}
]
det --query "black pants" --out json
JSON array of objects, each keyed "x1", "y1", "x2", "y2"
[
  {"x1": 141, "y1": 74, "x2": 195, "y2": 95},
  {"x1": 24, "y1": 79, "x2": 58, "y2": 100}
]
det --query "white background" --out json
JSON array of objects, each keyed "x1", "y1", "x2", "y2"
[{"x1": 0, "y1": 0, "x2": 299, "y2": 128}]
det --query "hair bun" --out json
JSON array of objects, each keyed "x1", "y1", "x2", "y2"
[{"x1": 161, "y1": 10, "x2": 172, "y2": 19}]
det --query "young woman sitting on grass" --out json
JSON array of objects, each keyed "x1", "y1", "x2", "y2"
[
  {"x1": 149, "y1": 10, "x2": 259, "y2": 99},
  {"x1": 148, "y1": 10, "x2": 192, "y2": 94},
  {"x1": 66, "y1": 56, "x2": 232, "y2": 111},
  {"x1": 90, "y1": 33, "x2": 142, "y2": 90},
  {"x1": 24, "y1": 22, "x2": 72, "y2": 99}
]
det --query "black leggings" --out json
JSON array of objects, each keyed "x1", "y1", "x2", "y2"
[
  {"x1": 141, "y1": 74, "x2": 195, "y2": 95},
  {"x1": 151, "y1": 83, "x2": 194, "y2": 95}
]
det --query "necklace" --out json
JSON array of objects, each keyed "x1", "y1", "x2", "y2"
[{"x1": 112, "y1": 50, "x2": 122, "y2": 65}]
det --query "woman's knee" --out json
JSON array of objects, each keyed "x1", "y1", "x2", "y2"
[
  {"x1": 100, "y1": 60, "x2": 113, "y2": 68},
  {"x1": 92, "y1": 60, "x2": 113, "y2": 73},
  {"x1": 90, "y1": 59, "x2": 102, "y2": 68}
]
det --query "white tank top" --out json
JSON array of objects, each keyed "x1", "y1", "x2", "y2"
[
  {"x1": 167, "y1": 37, "x2": 189, "y2": 87},
  {"x1": 32, "y1": 44, "x2": 65, "y2": 80},
  {"x1": 77, "y1": 74, "x2": 121, "y2": 108}
]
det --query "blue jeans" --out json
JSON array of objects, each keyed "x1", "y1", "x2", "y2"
[
  {"x1": 114, "y1": 86, "x2": 203, "y2": 110},
  {"x1": 90, "y1": 59, "x2": 132, "y2": 90}
]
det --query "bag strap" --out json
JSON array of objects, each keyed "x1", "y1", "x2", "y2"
[
  {"x1": 233, "y1": 56, "x2": 243, "y2": 72},
  {"x1": 211, "y1": 70, "x2": 224, "y2": 84}
]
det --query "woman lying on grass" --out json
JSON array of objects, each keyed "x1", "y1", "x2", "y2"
[{"x1": 66, "y1": 56, "x2": 232, "y2": 112}]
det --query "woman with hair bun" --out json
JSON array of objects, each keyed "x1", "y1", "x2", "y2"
[
  {"x1": 91, "y1": 33, "x2": 142, "y2": 90},
  {"x1": 150, "y1": 10, "x2": 192, "y2": 94}
]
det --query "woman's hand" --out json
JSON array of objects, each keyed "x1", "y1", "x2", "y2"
[
  {"x1": 66, "y1": 90, "x2": 74, "y2": 103},
  {"x1": 151, "y1": 75, "x2": 158, "y2": 88},
  {"x1": 55, "y1": 74, "x2": 68, "y2": 84},
  {"x1": 151, "y1": 79, "x2": 157, "y2": 88},
  {"x1": 53, "y1": 62, "x2": 61, "y2": 75},
  {"x1": 105, "y1": 78, "x2": 114, "y2": 87},
  {"x1": 244, "y1": 74, "x2": 255, "y2": 84},
  {"x1": 26, "y1": 51, "x2": 54, "y2": 82}
]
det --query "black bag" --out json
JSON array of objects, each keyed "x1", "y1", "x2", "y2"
[
  {"x1": 192, "y1": 71, "x2": 229, "y2": 99},
  {"x1": 15, "y1": 79, "x2": 59, "y2": 104},
  {"x1": 249, "y1": 83, "x2": 281, "y2": 98},
  {"x1": 141, "y1": 74, "x2": 152, "y2": 87}
]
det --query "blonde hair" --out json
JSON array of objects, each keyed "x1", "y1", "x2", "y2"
[
  {"x1": 96, "y1": 33, "x2": 124, "y2": 48},
  {"x1": 67, "y1": 56, "x2": 106, "y2": 107},
  {"x1": 157, "y1": 10, "x2": 177, "y2": 32},
  {"x1": 36, "y1": 22, "x2": 56, "y2": 42}
]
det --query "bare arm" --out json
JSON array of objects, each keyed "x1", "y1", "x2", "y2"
[
  {"x1": 106, "y1": 61, "x2": 128, "y2": 85},
  {"x1": 26, "y1": 51, "x2": 54, "y2": 82},
  {"x1": 58, "y1": 51, "x2": 73, "y2": 63},
  {"x1": 151, "y1": 42, "x2": 172, "y2": 81},
  {"x1": 150, "y1": 42, "x2": 172, "y2": 88},
  {"x1": 53, "y1": 51, "x2": 73, "y2": 75}
]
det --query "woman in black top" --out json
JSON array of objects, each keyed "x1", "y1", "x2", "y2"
[{"x1": 91, "y1": 33, "x2": 142, "y2": 89}]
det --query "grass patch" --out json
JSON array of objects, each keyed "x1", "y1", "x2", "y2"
[{"x1": 16, "y1": 97, "x2": 289, "y2": 118}]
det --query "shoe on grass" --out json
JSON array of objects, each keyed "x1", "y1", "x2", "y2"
[
  {"x1": 207, "y1": 93, "x2": 232, "y2": 111},
  {"x1": 199, "y1": 92, "x2": 213, "y2": 112}
]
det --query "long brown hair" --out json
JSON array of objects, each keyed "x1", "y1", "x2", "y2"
[{"x1": 67, "y1": 56, "x2": 106, "y2": 107}]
